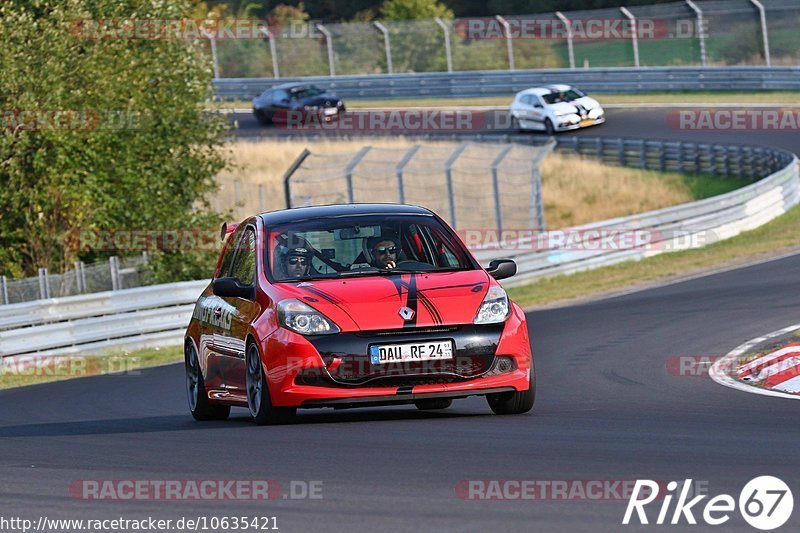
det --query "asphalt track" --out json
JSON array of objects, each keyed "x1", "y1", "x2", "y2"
[{"x1": 2, "y1": 106, "x2": 800, "y2": 532}]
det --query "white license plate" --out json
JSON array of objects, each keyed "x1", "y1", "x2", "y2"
[
  {"x1": 370, "y1": 340, "x2": 453, "y2": 364},
  {"x1": 324, "y1": 108, "x2": 338, "y2": 115}
]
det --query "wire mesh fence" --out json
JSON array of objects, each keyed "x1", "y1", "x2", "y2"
[
  {"x1": 210, "y1": 0, "x2": 794, "y2": 78},
  {"x1": 283, "y1": 140, "x2": 555, "y2": 233},
  {"x1": 1, "y1": 255, "x2": 150, "y2": 305}
]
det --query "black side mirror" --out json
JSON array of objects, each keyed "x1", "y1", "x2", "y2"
[
  {"x1": 486, "y1": 259, "x2": 516, "y2": 280},
  {"x1": 533, "y1": 103, "x2": 543, "y2": 108},
  {"x1": 213, "y1": 277, "x2": 255, "y2": 300}
]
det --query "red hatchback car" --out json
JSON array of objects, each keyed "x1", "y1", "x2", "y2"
[{"x1": 185, "y1": 204, "x2": 534, "y2": 424}]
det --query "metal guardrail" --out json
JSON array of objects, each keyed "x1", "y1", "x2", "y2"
[
  {"x1": 213, "y1": 66, "x2": 800, "y2": 101},
  {"x1": 1, "y1": 138, "x2": 797, "y2": 359}
]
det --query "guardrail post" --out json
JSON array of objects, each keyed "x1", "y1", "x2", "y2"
[
  {"x1": 283, "y1": 148, "x2": 311, "y2": 208},
  {"x1": 260, "y1": 28, "x2": 280, "y2": 78},
  {"x1": 1, "y1": 275, "x2": 8, "y2": 304},
  {"x1": 344, "y1": 146, "x2": 372, "y2": 204},
  {"x1": 316, "y1": 24, "x2": 336, "y2": 76},
  {"x1": 373, "y1": 21, "x2": 393, "y2": 74},
  {"x1": 620, "y1": 7, "x2": 640, "y2": 67},
  {"x1": 490, "y1": 145, "x2": 514, "y2": 234},
  {"x1": 596, "y1": 137, "x2": 604, "y2": 162},
  {"x1": 555, "y1": 12, "x2": 575, "y2": 69},
  {"x1": 74, "y1": 261, "x2": 86, "y2": 293},
  {"x1": 434, "y1": 18, "x2": 453, "y2": 73},
  {"x1": 258, "y1": 184, "x2": 266, "y2": 212},
  {"x1": 38, "y1": 268, "x2": 50, "y2": 299},
  {"x1": 618, "y1": 139, "x2": 626, "y2": 166},
  {"x1": 396, "y1": 144, "x2": 421, "y2": 204},
  {"x1": 678, "y1": 142, "x2": 685, "y2": 173},
  {"x1": 685, "y1": 0, "x2": 707, "y2": 67},
  {"x1": 444, "y1": 143, "x2": 469, "y2": 228},
  {"x1": 749, "y1": 0, "x2": 771, "y2": 67},
  {"x1": 495, "y1": 15, "x2": 515, "y2": 71},
  {"x1": 110, "y1": 256, "x2": 120, "y2": 291}
]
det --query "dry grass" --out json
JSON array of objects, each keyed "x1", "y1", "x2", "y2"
[{"x1": 218, "y1": 138, "x2": 698, "y2": 228}]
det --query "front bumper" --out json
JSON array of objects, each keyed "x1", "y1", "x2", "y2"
[
  {"x1": 261, "y1": 304, "x2": 532, "y2": 407},
  {"x1": 556, "y1": 115, "x2": 605, "y2": 131}
]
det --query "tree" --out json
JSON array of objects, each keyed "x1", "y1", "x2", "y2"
[{"x1": 0, "y1": 0, "x2": 229, "y2": 281}]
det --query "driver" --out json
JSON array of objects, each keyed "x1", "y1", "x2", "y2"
[
  {"x1": 282, "y1": 247, "x2": 311, "y2": 278},
  {"x1": 366, "y1": 235, "x2": 398, "y2": 270}
]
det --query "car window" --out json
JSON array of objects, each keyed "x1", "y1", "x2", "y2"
[
  {"x1": 273, "y1": 89, "x2": 289, "y2": 103},
  {"x1": 229, "y1": 228, "x2": 256, "y2": 286},
  {"x1": 289, "y1": 85, "x2": 324, "y2": 100},
  {"x1": 217, "y1": 224, "x2": 246, "y2": 278},
  {"x1": 542, "y1": 89, "x2": 585, "y2": 104},
  {"x1": 267, "y1": 215, "x2": 476, "y2": 281},
  {"x1": 259, "y1": 90, "x2": 273, "y2": 105},
  {"x1": 520, "y1": 95, "x2": 532, "y2": 106}
]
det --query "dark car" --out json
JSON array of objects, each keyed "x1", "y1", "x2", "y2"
[{"x1": 252, "y1": 83, "x2": 345, "y2": 126}]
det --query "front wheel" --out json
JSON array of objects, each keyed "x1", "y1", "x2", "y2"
[
  {"x1": 486, "y1": 369, "x2": 535, "y2": 415},
  {"x1": 246, "y1": 343, "x2": 296, "y2": 425},
  {"x1": 186, "y1": 342, "x2": 230, "y2": 421}
]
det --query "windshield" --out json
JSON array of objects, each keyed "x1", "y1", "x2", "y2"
[
  {"x1": 267, "y1": 214, "x2": 476, "y2": 282},
  {"x1": 289, "y1": 85, "x2": 324, "y2": 100},
  {"x1": 542, "y1": 88, "x2": 585, "y2": 104}
]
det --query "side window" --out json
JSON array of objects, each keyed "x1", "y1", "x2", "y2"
[
  {"x1": 230, "y1": 228, "x2": 257, "y2": 286},
  {"x1": 521, "y1": 95, "x2": 532, "y2": 106},
  {"x1": 273, "y1": 89, "x2": 289, "y2": 104},
  {"x1": 217, "y1": 225, "x2": 246, "y2": 278},
  {"x1": 260, "y1": 90, "x2": 273, "y2": 105}
]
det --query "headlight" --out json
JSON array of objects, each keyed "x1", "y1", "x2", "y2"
[
  {"x1": 277, "y1": 299, "x2": 340, "y2": 335},
  {"x1": 474, "y1": 285, "x2": 510, "y2": 324}
]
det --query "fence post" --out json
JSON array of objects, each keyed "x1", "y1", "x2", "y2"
[
  {"x1": 396, "y1": 144, "x2": 421, "y2": 204},
  {"x1": 283, "y1": 148, "x2": 311, "y2": 208},
  {"x1": 1, "y1": 275, "x2": 8, "y2": 304},
  {"x1": 373, "y1": 21, "x2": 393, "y2": 74},
  {"x1": 749, "y1": 0, "x2": 771, "y2": 67},
  {"x1": 74, "y1": 261, "x2": 86, "y2": 293},
  {"x1": 444, "y1": 143, "x2": 469, "y2": 228},
  {"x1": 205, "y1": 34, "x2": 220, "y2": 79},
  {"x1": 596, "y1": 137, "x2": 604, "y2": 162},
  {"x1": 434, "y1": 18, "x2": 453, "y2": 73},
  {"x1": 618, "y1": 139, "x2": 626, "y2": 166},
  {"x1": 495, "y1": 15, "x2": 515, "y2": 71},
  {"x1": 316, "y1": 24, "x2": 336, "y2": 76},
  {"x1": 685, "y1": 0, "x2": 707, "y2": 67},
  {"x1": 38, "y1": 268, "x2": 50, "y2": 299},
  {"x1": 344, "y1": 146, "x2": 372, "y2": 204},
  {"x1": 260, "y1": 27, "x2": 280, "y2": 78},
  {"x1": 639, "y1": 140, "x2": 647, "y2": 169},
  {"x1": 110, "y1": 256, "x2": 120, "y2": 291},
  {"x1": 555, "y1": 12, "x2": 575, "y2": 69},
  {"x1": 620, "y1": 7, "x2": 640, "y2": 67},
  {"x1": 491, "y1": 145, "x2": 514, "y2": 234}
]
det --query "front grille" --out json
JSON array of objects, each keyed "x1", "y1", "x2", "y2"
[{"x1": 355, "y1": 325, "x2": 460, "y2": 337}]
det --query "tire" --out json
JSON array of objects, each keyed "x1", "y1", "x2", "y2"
[
  {"x1": 486, "y1": 367, "x2": 536, "y2": 415},
  {"x1": 544, "y1": 118, "x2": 555, "y2": 136},
  {"x1": 254, "y1": 110, "x2": 272, "y2": 126},
  {"x1": 246, "y1": 342, "x2": 296, "y2": 425},
  {"x1": 414, "y1": 398, "x2": 453, "y2": 410},
  {"x1": 186, "y1": 342, "x2": 230, "y2": 421},
  {"x1": 510, "y1": 115, "x2": 522, "y2": 132}
]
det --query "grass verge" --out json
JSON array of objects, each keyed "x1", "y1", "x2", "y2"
[
  {"x1": 507, "y1": 202, "x2": 800, "y2": 308},
  {"x1": 0, "y1": 345, "x2": 183, "y2": 390}
]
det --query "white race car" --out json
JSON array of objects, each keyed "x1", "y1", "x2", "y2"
[{"x1": 510, "y1": 84, "x2": 605, "y2": 134}]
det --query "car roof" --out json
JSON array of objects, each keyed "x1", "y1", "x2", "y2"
[
  {"x1": 258, "y1": 203, "x2": 434, "y2": 226},
  {"x1": 517, "y1": 84, "x2": 575, "y2": 97},
  {"x1": 269, "y1": 82, "x2": 322, "y2": 91}
]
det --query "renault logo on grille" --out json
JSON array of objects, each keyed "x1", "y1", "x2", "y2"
[{"x1": 399, "y1": 306, "x2": 415, "y2": 320}]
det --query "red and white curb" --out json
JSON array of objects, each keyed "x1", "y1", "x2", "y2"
[{"x1": 710, "y1": 323, "x2": 800, "y2": 400}]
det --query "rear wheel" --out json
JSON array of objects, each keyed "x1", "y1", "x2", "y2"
[
  {"x1": 510, "y1": 115, "x2": 522, "y2": 132},
  {"x1": 246, "y1": 342, "x2": 296, "y2": 425},
  {"x1": 544, "y1": 118, "x2": 555, "y2": 136},
  {"x1": 186, "y1": 342, "x2": 230, "y2": 421},
  {"x1": 486, "y1": 368, "x2": 536, "y2": 415},
  {"x1": 414, "y1": 398, "x2": 453, "y2": 410}
]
